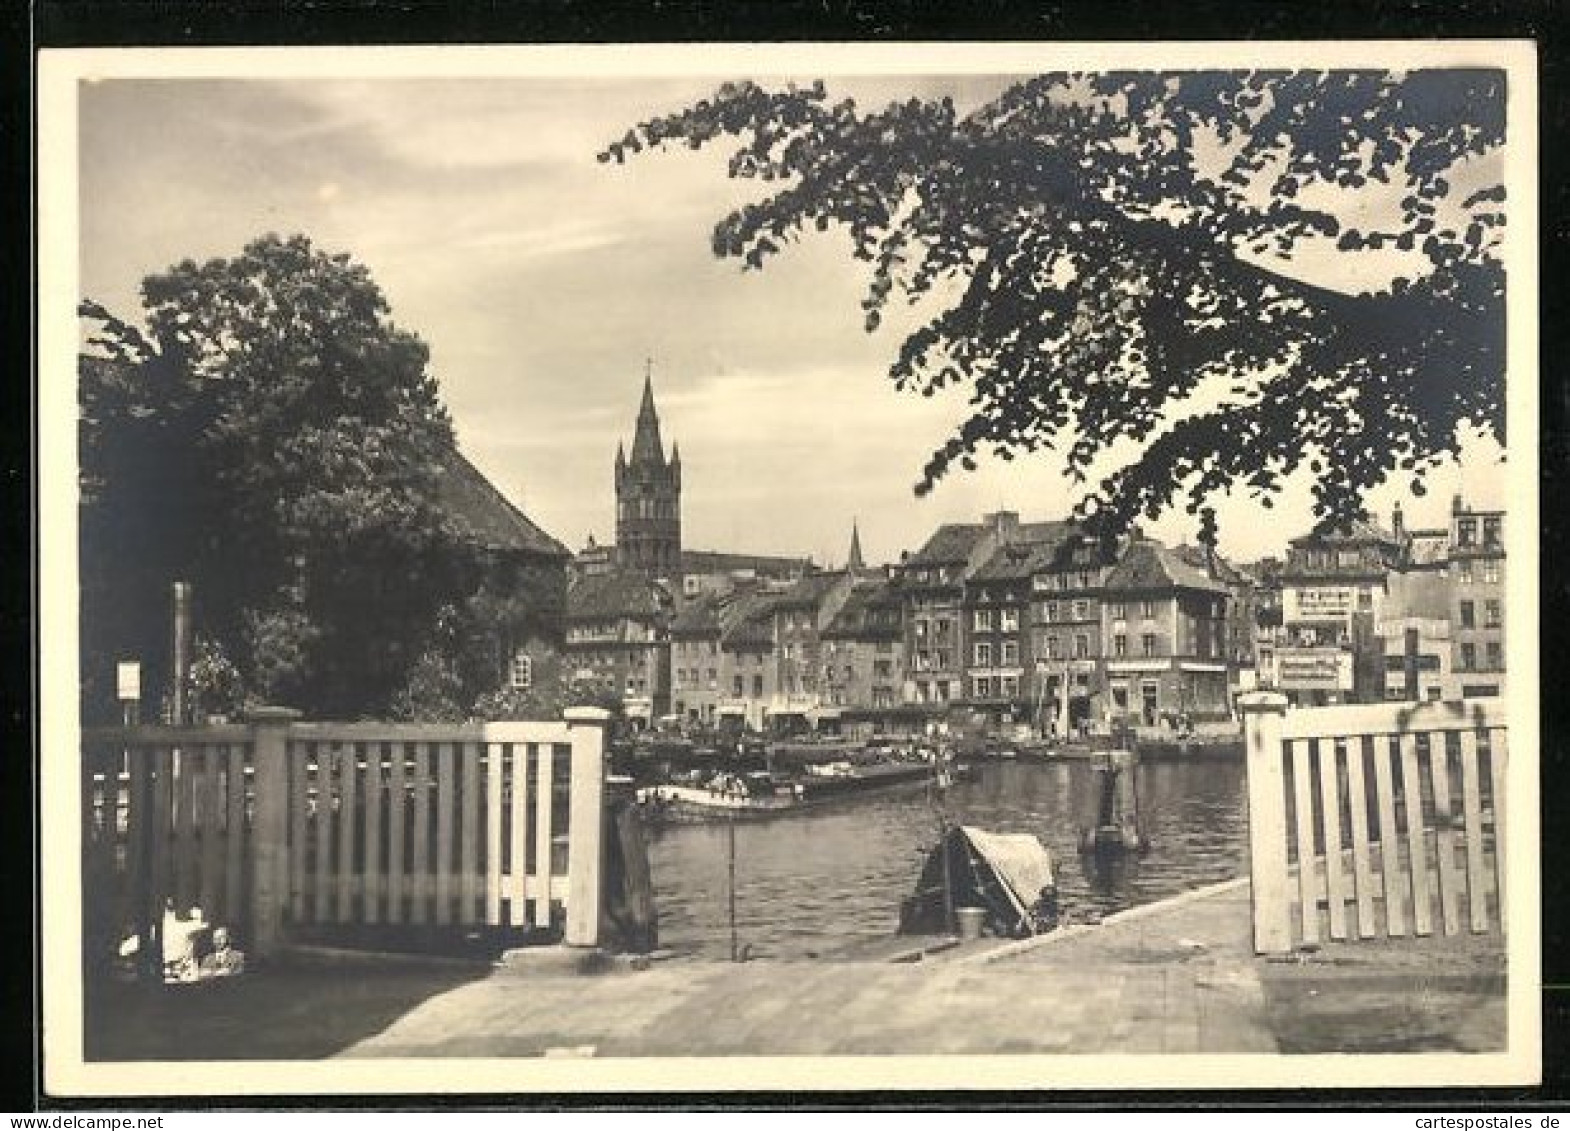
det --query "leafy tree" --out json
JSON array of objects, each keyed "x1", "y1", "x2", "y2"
[
  {"x1": 602, "y1": 70, "x2": 1507, "y2": 537},
  {"x1": 81, "y1": 234, "x2": 472, "y2": 720}
]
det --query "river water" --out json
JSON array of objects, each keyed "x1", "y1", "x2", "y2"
[{"x1": 645, "y1": 758, "x2": 1248, "y2": 960}]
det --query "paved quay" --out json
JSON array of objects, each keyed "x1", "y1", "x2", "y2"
[{"x1": 85, "y1": 880, "x2": 1506, "y2": 1061}]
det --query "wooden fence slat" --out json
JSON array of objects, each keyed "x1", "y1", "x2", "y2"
[
  {"x1": 1317, "y1": 740, "x2": 1348, "y2": 940},
  {"x1": 460, "y1": 741, "x2": 480, "y2": 925},
  {"x1": 175, "y1": 748, "x2": 198, "y2": 913},
  {"x1": 508, "y1": 744, "x2": 530, "y2": 926},
  {"x1": 411, "y1": 742, "x2": 432, "y2": 925},
  {"x1": 1490, "y1": 728, "x2": 1508, "y2": 927},
  {"x1": 362, "y1": 743, "x2": 383, "y2": 926},
  {"x1": 1398, "y1": 733, "x2": 1433, "y2": 938},
  {"x1": 485, "y1": 745, "x2": 502, "y2": 926},
  {"x1": 125, "y1": 753, "x2": 153, "y2": 973},
  {"x1": 435, "y1": 742, "x2": 456, "y2": 926},
  {"x1": 1372, "y1": 734, "x2": 1406, "y2": 936},
  {"x1": 151, "y1": 746, "x2": 174, "y2": 935},
  {"x1": 1344, "y1": 737, "x2": 1377, "y2": 938},
  {"x1": 226, "y1": 746, "x2": 247, "y2": 935},
  {"x1": 1289, "y1": 738, "x2": 1319, "y2": 946},
  {"x1": 1459, "y1": 729, "x2": 1490, "y2": 933},
  {"x1": 387, "y1": 743, "x2": 408, "y2": 924},
  {"x1": 533, "y1": 738, "x2": 555, "y2": 928},
  {"x1": 313, "y1": 746, "x2": 332, "y2": 924},
  {"x1": 199, "y1": 748, "x2": 223, "y2": 923},
  {"x1": 334, "y1": 744, "x2": 356, "y2": 922},
  {"x1": 1429, "y1": 735, "x2": 1462, "y2": 936}
]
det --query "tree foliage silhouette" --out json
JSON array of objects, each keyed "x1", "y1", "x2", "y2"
[{"x1": 603, "y1": 70, "x2": 1507, "y2": 537}]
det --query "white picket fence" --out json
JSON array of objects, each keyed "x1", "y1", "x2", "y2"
[
  {"x1": 81, "y1": 708, "x2": 610, "y2": 973},
  {"x1": 1238, "y1": 693, "x2": 1506, "y2": 954}
]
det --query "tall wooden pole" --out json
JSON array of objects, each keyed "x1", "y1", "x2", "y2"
[{"x1": 727, "y1": 813, "x2": 739, "y2": 961}]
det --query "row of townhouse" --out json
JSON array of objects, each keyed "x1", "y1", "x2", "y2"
[
  {"x1": 561, "y1": 509, "x2": 1255, "y2": 737},
  {"x1": 1255, "y1": 495, "x2": 1507, "y2": 706}
]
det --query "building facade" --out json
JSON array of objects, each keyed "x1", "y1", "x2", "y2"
[
  {"x1": 1271, "y1": 518, "x2": 1403, "y2": 705},
  {"x1": 563, "y1": 571, "x2": 672, "y2": 724},
  {"x1": 1030, "y1": 536, "x2": 1113, "y2": 735},
  {"x1": 1448, "y1": 497, "x2": 1506, "y2": 700},
  {"x1": 769, "y1": 570, "x2": 857, "y2": 728},
  {"x1": 1100, "y1": 540, "x2": 1234, "y2": 728},
  {"x1": 821, "y1": 578, "x2": 906, "y2": 712}
]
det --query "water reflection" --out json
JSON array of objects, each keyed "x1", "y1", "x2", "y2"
[{"x1": 646, "y1": 758, "x2": 1247, "y2": 960}]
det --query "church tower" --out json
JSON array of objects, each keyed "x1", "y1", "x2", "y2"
[{"x1": 615, "y1": 364, "x2": 682, "y2": 578}]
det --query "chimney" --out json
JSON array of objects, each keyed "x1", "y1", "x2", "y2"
[
  {"x1": 1452, "y1": 493, "x2": 1464, "y2": 515},
  {"x1": 1392, "y1": 502, "x2": 1405, "y2": 540},
  {"x1": 986, "y1": 510, "x2": 1020, "y2": 539}
]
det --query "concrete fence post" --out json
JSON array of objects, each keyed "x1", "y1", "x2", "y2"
[
  {"x1": 247, "y1": 705, "x2": 301, "y2": 959},
  {"x1": 563, "y1": 706, "x2": 610, "y2": 948},
  {"x1": 1238, "y1": 690, "x2": 1293, "y2": 955}
]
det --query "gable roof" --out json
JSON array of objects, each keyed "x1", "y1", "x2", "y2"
[
  {"x1": 904, "y1": 523, "x2": 988, "y2": 567},
  {"x1": 822, "y1": 579, "x2": 902, "y2": 640},
  {"x1": 774, "y1": 570, "x2": 850, "y2": 610},
  {"x1": 436, "y1": 447, "x2": 570, "y2": 559},
  {"x1": 971, "y1": 525, "x2": 1077, "y2": 582},
  {"x1": 1103, "y1": 541, "x2": 1229, "y2": 596},
  {"x1": 567, "y1": 570, "x2": 666, "y2": 622},
  {"x1": 721, "y1": 590, "x2": 784, "y2": 650}
]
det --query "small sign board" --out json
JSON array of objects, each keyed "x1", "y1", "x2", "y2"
[{"x1": 116, "y1": 660, "x2": 141, "y2": 702}]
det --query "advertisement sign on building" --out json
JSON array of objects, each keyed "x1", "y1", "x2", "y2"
[
  {"x1": 1288, "y1": 586, "x2": 1355, "y2": 621},
  {"x1": 1275, "y1": 649, "x2": 1353, "y2": 691}
]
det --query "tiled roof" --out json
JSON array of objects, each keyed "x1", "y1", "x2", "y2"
[
  {"x1": 971, "y1": 530, "x2": 1073, "y2": 582},
  {"x1": 681, "y1": 548, "x2": 811, "y2": 576},
  {"x1": 567, "y1": 571, "x2": 666, "y2": 622},
  {"x1": 1171, "y1": 544, "x2": 1250, "y2": 588},
  {"x1": 774, "y1": 570, "x2": 849, "y2": 609},
  {"x1": 1294, "y1": 516, "x2": 1401, "y2": 548},
  {"x1": 1103, "y1": 541, "x2": 1229, "y2": 596},
  {"x1": 721, "y1": 591, "x2": 782, "y2": 649},
  {"x1": 822, "y1": 580, "x2": 902, "y2": 640},
  {"x1": 670, "y1": 592, "x2": 725, "y2": 637},
  {"x1": 435, "y1": 447, "x2": 571, "y2": 558},
  {"x1": 904, "y1": 523, "x2": 989, "y2": 566}
]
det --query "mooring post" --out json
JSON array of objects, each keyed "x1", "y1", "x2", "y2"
[
  {"x1": 1238, "y1": 691, "x2": 1293, "y2": 955},
  {"x1": 564, "y1": 706, "x2": 610, "y2": 948},
  {"x1": 247, "y1": 705, "x2": 301, "y2": 960}
]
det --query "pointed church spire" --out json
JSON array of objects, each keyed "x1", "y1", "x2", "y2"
[
  {"x1": 630, "y1": 361, "x2": 665, "y2": 466},
  {"x1": 847, "y1": 520, "x2": 865, "y2": 573}
]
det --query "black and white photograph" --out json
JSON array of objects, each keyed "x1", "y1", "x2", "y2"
[{"x1": 37, "y1": 41, "x2": 1540, "y2": 1096}]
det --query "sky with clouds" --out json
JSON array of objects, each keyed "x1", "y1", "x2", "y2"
[{"x1": 77, "y1": 71, "x2": 1508, "y2": 568}]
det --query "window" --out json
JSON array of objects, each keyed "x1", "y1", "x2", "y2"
[
  {"x1": 1074, "y1": 634, "x2": 1090, "y2": 659},
  {"x1": 1114, "y1": 634, "x2": 1128, "y2": 658},
  {"x1": 1357, "y1": 590, "x2": 1373, "y2": 611},
  {"x1": 915, "y1": 681, "x2": 930, "y2": 704},
  {"x1": 974, "y1": 642, "x2": 993, "y2": 666},
  {"x1": 1483, "y1": 516, "x2": 1502, "y2": 546},
  {"x1": 1001, "y1": 641, "x2": 1019, "y2": 666},
  {"x1": 1460, "y1": 642, "x2": 1477, "y2": 671},
  {"x1": 1459, "y1": 601, "x2": 1475, "y2": 629},
  {"x1": 873, "y1": 660, "x2": 893, "y2": 679},
  {"x1": 1486, "y1": 642, "x2": 1503, "y2": 671},
  {"x1": 972, "y1": 676, "x2": 992, "y2": 700},
  {"x1": 1110, "y1": 602, "x2": 1126, "y2": 621},
  {"x1": 974, "y1": 608, "x2": 995, "y2": 631},
  {"x1": 508, "y1": 650, "x2": 533, "y2": 690},
  {"x1": 1142, "y1": 633, "x2": 1157, "y2": 657},
  {"x1": 1071, "y1": 599, "x2": 1089, "y2": 621},
  {"x1": 1141, "y1": 600, "x2": 1156, "y2": 620},
  {"x1": 1000, "y1": 608, "x2": 1020, "y2": 632},
  {"x1": 935, "y1": 649, "x2": 952, "y2": 670},
  {"x1": 1458, "y1": 518, "x2": 1477, "y2": 547},
  {"x1": 733, "y1": 675, "x2": 744, "y2": 696},
  {"x1": 752, "y1": 675, "x2": 764, "y2": 697},
  {"x1": 1044, "y1": 601, "x2": 1059, "y2": 623},
  {"x1": 1056, "y1": 573, "x2": 1070, "y2": 591},
  {"x1": 1046, "y1": 636, "x2": 1062, "y2": 660},
  {"x1": 936, "y1": 681, "x2": 952, "y2": 702},
  {"x1": 1482, "y1": 559, "x2": 1500, "y2": 584},
  {"x1": 1000, "y1": 675, "x2": 1019, "y2": 699},
  {"x1": 1485, "y1": 600, "x2": 1502, "y2": 628},
  {"x1": 1458, "y1": 560, "x2": 1474, "y2": 583},
  {"x1": 707, "y1": 668, "x2": 717, "y2": 688},
  {"x1": 1427, "y1": 687, "x2": 1443, "y2": 701}
]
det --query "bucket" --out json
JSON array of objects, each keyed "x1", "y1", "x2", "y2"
[{"x1": 954, "y1": 906, "x2": 987, "y2": 941}]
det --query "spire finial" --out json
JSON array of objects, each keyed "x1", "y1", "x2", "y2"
[{"x1": 847, "y1": 519, "x2": 865, "y2": 573}]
